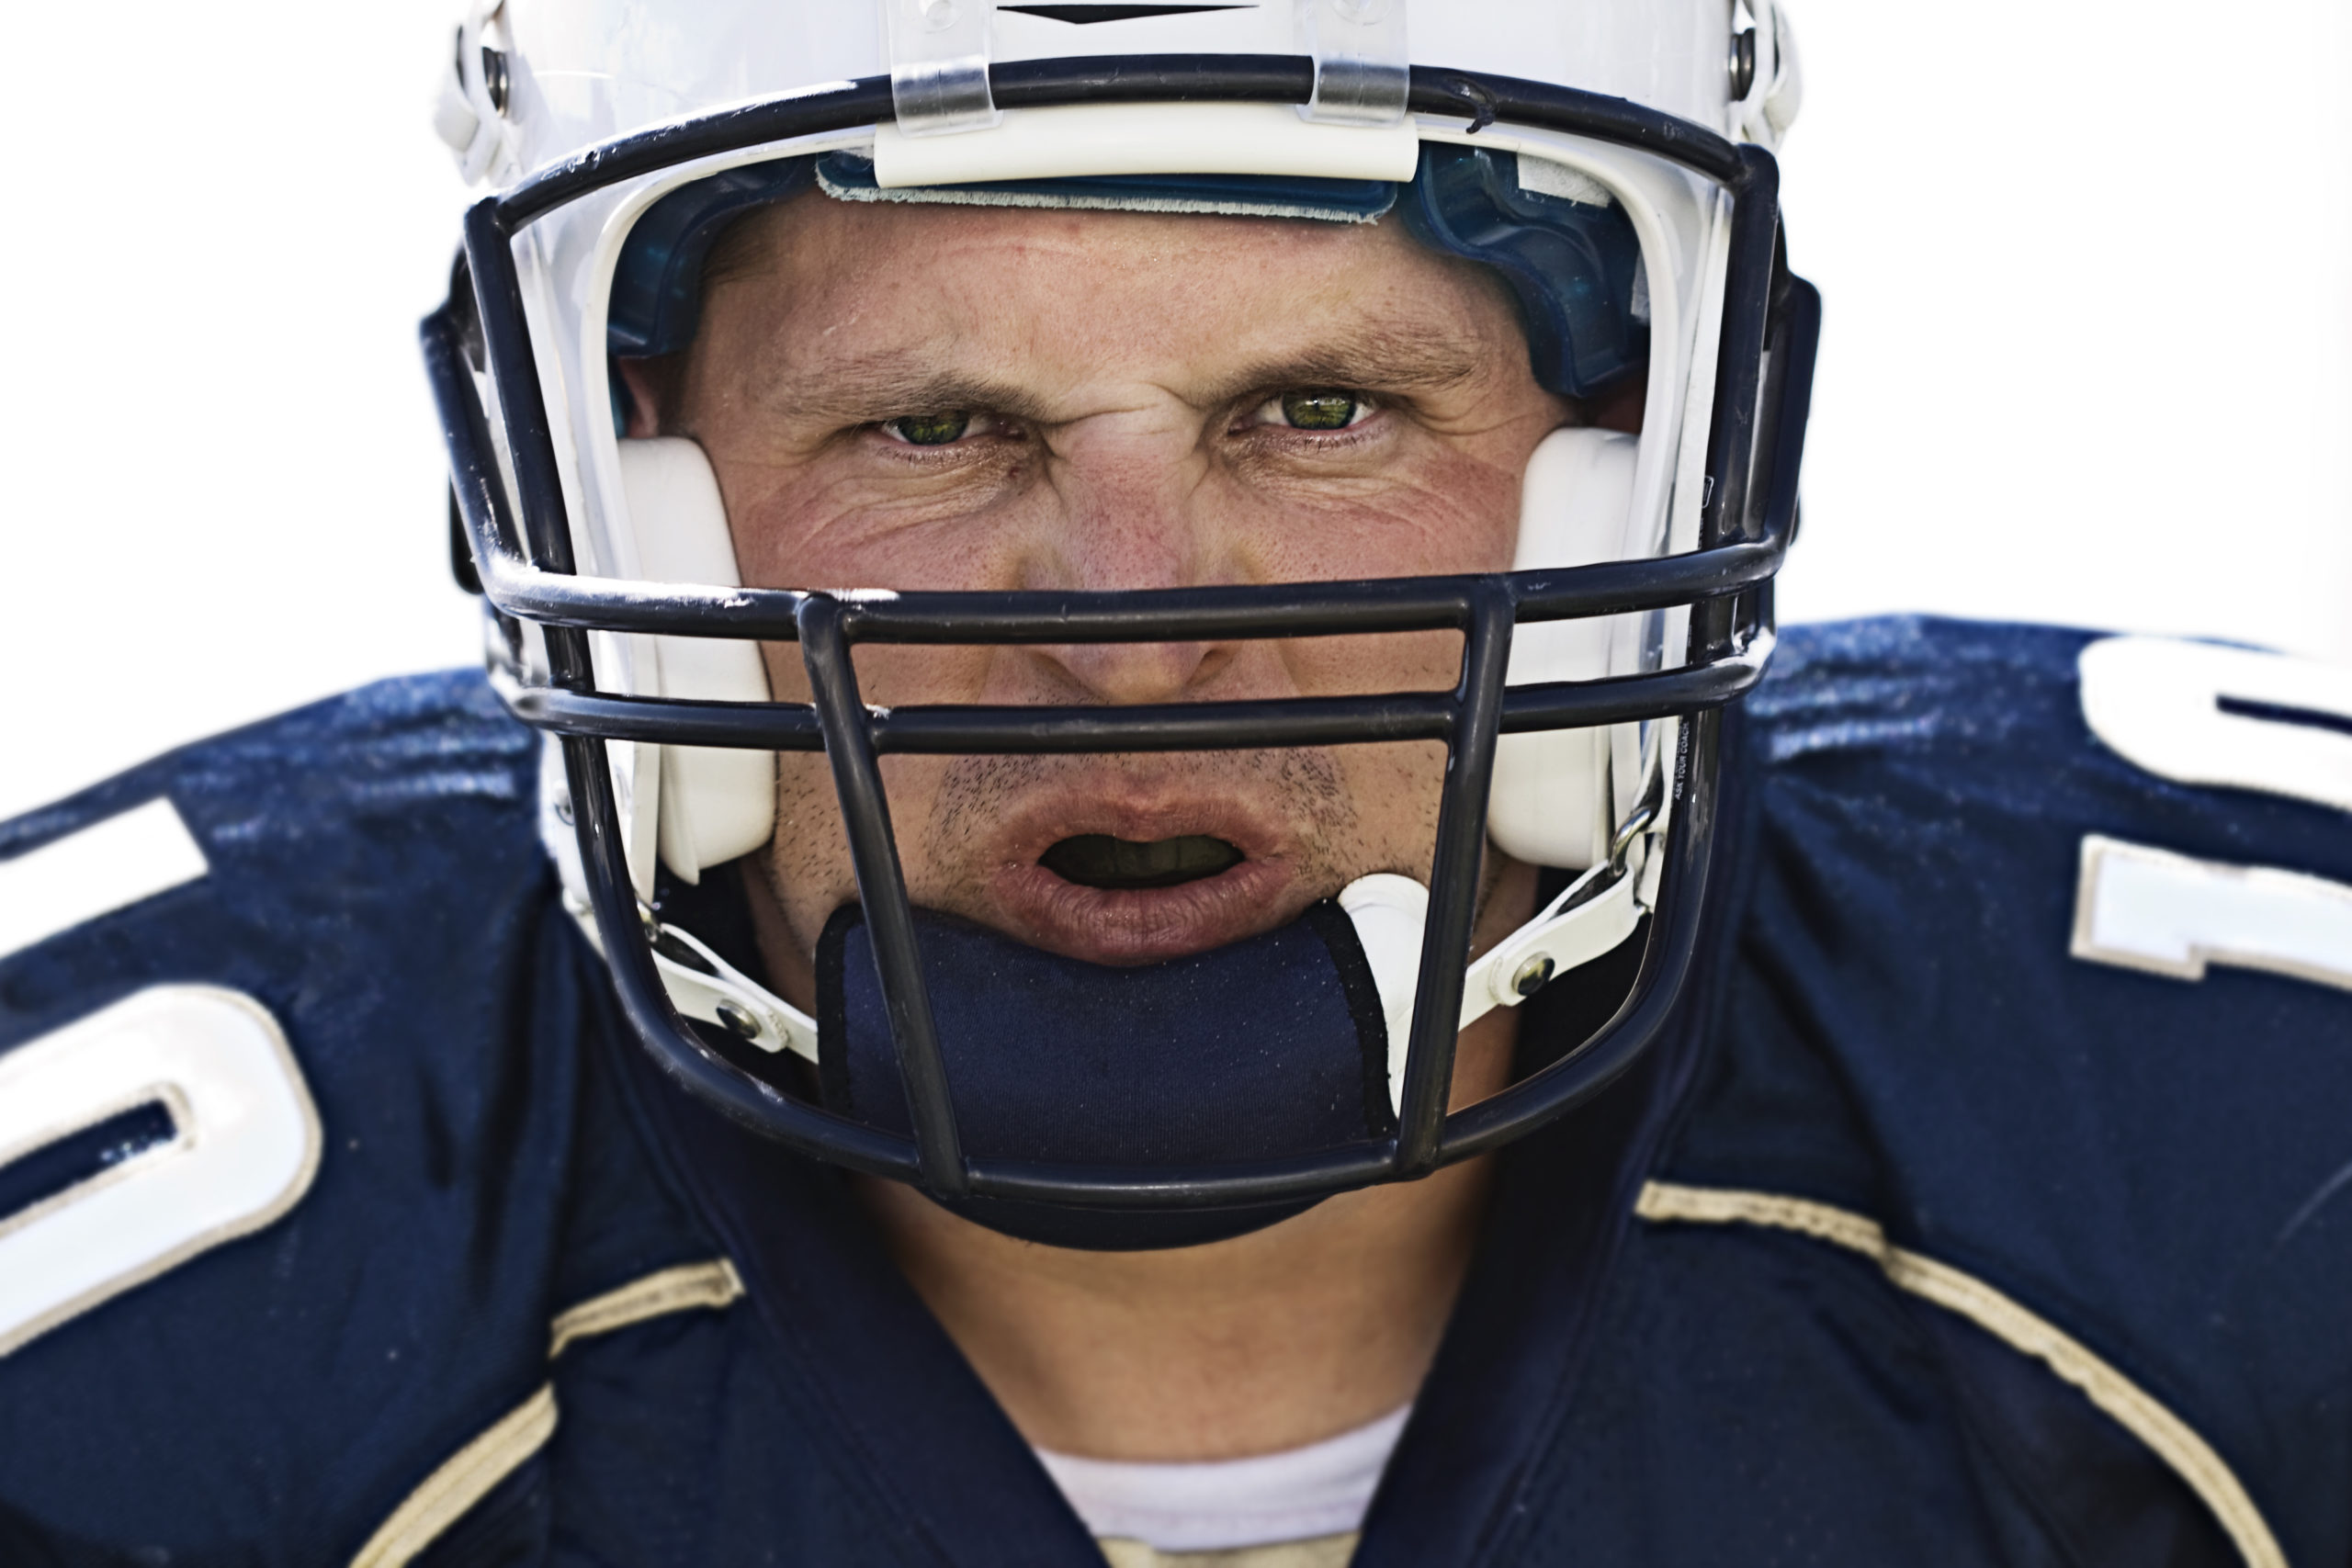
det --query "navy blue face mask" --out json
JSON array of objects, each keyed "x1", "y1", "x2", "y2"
[{"x1": 817, "y1": 903, "x2": 1397, "y2": 1250}]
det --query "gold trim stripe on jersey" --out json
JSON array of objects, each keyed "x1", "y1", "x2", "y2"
[
  {"x1": 1634, "y1": 1180, "x2": 2286, "y2": 1568},
  {"x1": 349, "y1": 1258, "x2": 745, "y2": 1568}
]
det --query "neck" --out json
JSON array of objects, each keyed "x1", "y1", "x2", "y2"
[
  {"x1": 749, "y1": 852, "x2": 1544, "y2": 1461},
  {"x1": 859, "y1": 1000, "x2": 1520, "y2": 1461}
]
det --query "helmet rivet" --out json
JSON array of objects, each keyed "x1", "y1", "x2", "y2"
[
  {"x1": 453, "y1": 28, "x2": 512, "y2": 116},
  {"x1": 714, "y1": 1000, "x2": 763, "y2": 1041},
  {"x1": 481, "y1": 47, "x2": 511, "y2": 114},
  {"x1": 1512, "y1": 955, "x2": 1556, "y2": 998},
  {"x1": 1728, "y1": 27, "x2": 1758, "y2": 100}
]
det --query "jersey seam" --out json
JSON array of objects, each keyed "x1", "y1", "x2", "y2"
[
  {"x1": 1460, "y1": 713, "x2": 1763, "y2": 1568},
  {"x1": 1633, "y1": 1179, "x2": 2287, "y2": 1568}
]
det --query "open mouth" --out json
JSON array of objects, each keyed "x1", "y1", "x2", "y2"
[{"x1": 1039, "y1": 834, "x2": 1246, "y2": 891}]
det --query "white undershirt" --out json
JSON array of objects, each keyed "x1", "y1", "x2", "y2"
[{"x1": 1034, "y1": 1405, "x2": 1412, "y2": 1552}]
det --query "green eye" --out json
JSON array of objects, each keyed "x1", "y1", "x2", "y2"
[
  {"x1": 1280, "y1": 389, "x2": 1363, "y2": 430},
  {"x1": 887, "y1": 411, "x2": 971, "y2": 446}
]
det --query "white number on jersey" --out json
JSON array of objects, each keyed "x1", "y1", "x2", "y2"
[
  {"x1": 2073, "y1": 836, "x2": 2352, "y2": 994},
  {"x1": 0, "y1": 986, "x2": 322, "y2": 1358},
  {"x1": 2073, "y1": 637, "x2": 2352, "y2": 993}
]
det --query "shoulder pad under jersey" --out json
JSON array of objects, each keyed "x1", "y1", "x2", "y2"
[
  {"x1": 1648, "y1": 615, "x2": 2352, "y2": 1568},
  {"x1": 0, "y1": 673, "x2": 719, "y2": 1561}
]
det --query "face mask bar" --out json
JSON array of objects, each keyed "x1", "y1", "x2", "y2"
[{"x1": 420, "y1": 55, "x2": 1821, "y2": 1211}]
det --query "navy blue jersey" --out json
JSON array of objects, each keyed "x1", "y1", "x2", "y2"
[{"x1": 0, "y1": 617, "x2": 2346, "y2": 1566}]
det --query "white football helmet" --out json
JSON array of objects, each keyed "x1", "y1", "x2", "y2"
[{"x1": 424, "y1": 0, "x2": 1816, "y2": 1212}]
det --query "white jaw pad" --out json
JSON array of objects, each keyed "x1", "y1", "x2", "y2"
[
  {"x1": 616, "y1": 438, "x2": 778, "y2": 886},
  {"x1": 605, "y1": 439, "x2": 799, "y2": 1057},
  {"x1": 1488, "y1": 426, "x2": 1642, "y2": 871},
  {"x1": 875, "y1": 101, "x2": 1419, "y2": 188},
  {"x1": 1340, "y1": 855, "x2": 1648, "y2": 1119}
]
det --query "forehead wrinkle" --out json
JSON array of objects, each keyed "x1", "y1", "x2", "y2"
[{"x1": 709, "y1": 206, "x2": 1510, "y2": 428}]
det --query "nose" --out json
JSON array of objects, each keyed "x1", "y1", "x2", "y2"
[{"x1": 1016, "y1": 409, "x2": 1244, "y2": 707}]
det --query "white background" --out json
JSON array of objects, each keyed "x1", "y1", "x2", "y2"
[{"x1": 2, "y1": 0, "x2": 2346, "y2": 823}]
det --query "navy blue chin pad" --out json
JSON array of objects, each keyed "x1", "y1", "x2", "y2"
[{"x1": 817, "y1": 902, "x2": 1396, "y2": 1250}]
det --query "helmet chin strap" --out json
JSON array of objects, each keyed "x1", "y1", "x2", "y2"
[
  {"x1": 564, "y1": 898, "x2": 821, "y2": 1062},
  {"x1": 1343, "y1": 777, "x2": 1662, "y2": 1118},
  {"x1": 565, "y1": 758, "x2": 1664, "y2": 1130}
]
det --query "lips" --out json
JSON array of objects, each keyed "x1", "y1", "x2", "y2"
[{"x1": 976, "y1": 791, "x2": 1310, "y2": 965}]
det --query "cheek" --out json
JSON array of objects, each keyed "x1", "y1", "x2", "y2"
[
  {"x1": 1283, "y1": 627, "x2": 1463, "y2": 703},
  {"x1": 716, "y1": 446, "x2": 1039, "y2": 593},
  {"x1": 1230, "y1": 444, "x2": 1525, "y2": 588},
  {"x1": 1333, "y1": 739, "x2": 1452, "y2": 865},
  {"x1": 763, "y1": 726, "x2": 967, "y2": 938},
  {"x1": 1239, "y1": 445, "x2": 1522, "y2": 848},
  {"x1": 1227, "y1": 444, "x2": 1521, "y2": 696},
  {"x1": 762, "y1": 756, "x2": 850, "y2": 945},
  {"x1": 759, "y1": 639, "x2": 1000, "y2": 711}
]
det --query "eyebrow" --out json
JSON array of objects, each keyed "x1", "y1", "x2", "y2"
[
  {"x1": 759, "y1": 363, "x2": 1065, "y2": 427},
  {"x1": 1202, "y1": 332, "x2": 1492, "y2": 404},
  {"x1": 747, "y1": 325, "x2": 1496, "y2": 428}
]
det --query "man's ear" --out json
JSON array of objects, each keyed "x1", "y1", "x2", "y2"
[{"x1": 614, "y1": 355, "x2": 679, "y2": 438}]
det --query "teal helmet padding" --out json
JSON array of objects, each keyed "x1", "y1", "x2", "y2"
[
  {"x1": 607, "y1": 142, "x2": 1647, "y2": 399},
  {"x1": 1397, "y1": 142, "x2": 1648, "y2": 398}
]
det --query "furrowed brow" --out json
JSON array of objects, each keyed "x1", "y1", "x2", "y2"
[
  {"x1": 754, "y1": 328, "x2": 1494, "y2": 427},
  {"x1": 751, "y1": 352, "x2": 1059, "y2": 427}
]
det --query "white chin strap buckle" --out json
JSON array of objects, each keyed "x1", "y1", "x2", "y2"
[
  {"x1": 563, "y1": 896, "x2": 819, "y2": 1063},
  {"x1": 1340, "y1": 826, "x2": 1655, "y2": 1119}
]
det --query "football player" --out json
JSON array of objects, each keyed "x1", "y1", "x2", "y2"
[{"x1": 2, "y1": 1, "x2": 2347, "y2": 1564}]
